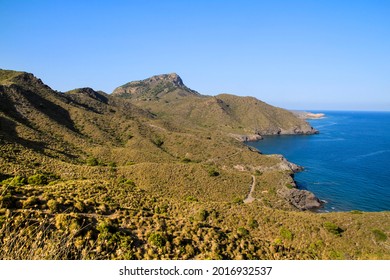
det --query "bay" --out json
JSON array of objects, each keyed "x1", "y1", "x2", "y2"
[{"x1": 247, "y1": 111, "x2": 390, "y2": 212}]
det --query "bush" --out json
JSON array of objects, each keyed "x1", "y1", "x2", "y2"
[
  {"x1": 185, "y1": 196, "x2": 198, "y2": 202},
  {"x1": 196, "y1": 209, "x2": 209, "y2": 221},
  {"x1": 247, "y1": 218, "x2": 259, "y2": 229},
  {"x1": 2, "y1": 176, "x2": 27, "y2": 187},
  {"x1": 22, "y1": 196, "x2": 39, "y2": 209},
  {"x1": 323, "y1": 222, "x2": 344, "y2": 236},
  {"x1": 237, "y1": 227, "x2": 249, "y2": 237},
  {"x1": 254, "y1": 170, "x2": 263, "y2": 176},
  {"x1": 208, "y1": 169, "x2": 220, "y2": 177},
  {"x1": 372, "y1": 229, "x2": 387, "y2": 242},
  {"x1": 97, "y1": 219, "x2": 116, "y2": 235},
  {"x1": 148, "y1": 233, "x2": 166, "y2": 248},
  {"x1": 27, "y1": 174, "x2": 48, "y2": 185},
  {"x1": 285, "y1": 183, "x2": 294, "y2": 189},
  {"x1": 47, "y1": 199, "x2": 59, "y2": 213},
  {"x1": 74, "y1": 201, "x2": 85, "y2": 212},
  {"x1": 0, "y1": 193, "x2": 14, "y2": 208},
  {"x1": 86, "y1": 157, "x2": 99, "y2": 166},
  {"x1": 153, "y1": 138, "x2": 164, "y2": 147},
  {"x1": 280, "y1": 227, "x2": 293, "y2": 241}
]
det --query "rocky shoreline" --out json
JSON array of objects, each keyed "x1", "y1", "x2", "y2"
[
  {"x1": 230, "y1": 127, "x2": 319, "y2": 143},
  {"x1": 274, "y1": 155, "x2": 324, "y2": 211}
]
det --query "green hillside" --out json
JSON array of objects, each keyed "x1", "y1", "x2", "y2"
[{"x1": 0, "y1": 69, "x2": 388, "y2": 260}]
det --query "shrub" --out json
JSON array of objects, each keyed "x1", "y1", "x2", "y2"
[
  {"x1": 0, "y1": 193, "x2": 14, "y2": 208},
  {"x1": 237, "y1": 227, "x2": 249, "y2": 237},
  {"x1": 185, "y1": 196, "x2": 198, "y2": 202},
  {"x1": 86, "y1": 157, "x2": 99, "y2": 166},
  {"x1": 74, "y1": 201, "x2": 85, "y2": 212},
  {"x1": 208, "y1": 169, "x2": 220, "y2": 177},
  {"x1": 280, "y1": 227, "x2": 293, "y2": 241},
  {"x1": 323, "y1": 222, "x2": 344, "y2": 236},
  {"x1": 285, "y1": 183, "x2": 294, "y2": 189},
  {"x1": 55, "y1": 214, "x2": 70, "y2": 231},
  {"x1": 232, "y1": 197, "x2": 243, "y2": 204},
  {"x1": 372, "y1": 229, "x2": 387, "y2": 242},
  {"x1": 22, "y1": 196, "x2": 39, "y2": 209},
  {"x1": 247, "y1": 218, "x2": 259, "y2": 229},
  {"x1": 196, "y1": 209, "x2": 209, "y2": 222},
  {"x1": 153, "y1": 138, "x2": 164, "y2": 147},
  {"x1": 47, "y1": 199, "x2": 59, "y2": 213},
  {"x1": 97, "y1": 219, "x2": 116, "y2": 235},
  {"x1": 27, "y1": 174, "x2": 48, "y2": 185},
  {"x1": 254, "y1": 170, "x2": 263, "y2": 176},
  {"x1": 2, "y1": 176, "x2": 27, "y2": 187},
  {"x1": 148, "y1": 233, "x2": 166, "y2": 248}
]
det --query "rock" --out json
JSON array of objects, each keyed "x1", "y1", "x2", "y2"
[
  {"x1": 278, "y1": 188, "x2": 323, "y2": 210},
  {"x1": 270, "y1": 154, "x2": 303, "y2": 172},
  {"x1": 229, "y1": 133, "x2": 263, "y2": 142}
]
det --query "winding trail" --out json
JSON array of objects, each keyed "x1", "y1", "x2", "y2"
[{"x1": 244, "y1": 175, "x2": 256, "y2": 204}]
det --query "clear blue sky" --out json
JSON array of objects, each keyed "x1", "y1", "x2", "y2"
[{"x1": 1, "y1": 0, "x2": 389, "y2": 110}]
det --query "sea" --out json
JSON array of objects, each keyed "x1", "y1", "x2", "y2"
[{"x1": 247, "y1": 111, "x2": 390, "y2": 212}]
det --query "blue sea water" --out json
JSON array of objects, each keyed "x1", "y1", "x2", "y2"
[{"x1": 248, "y1": 111, "x2": 390, "y2": 212}]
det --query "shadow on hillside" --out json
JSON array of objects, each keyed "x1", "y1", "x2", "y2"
[
  {"x1": 0, "y1": 115, "x2": 46, "y2": 153},
  {"x1": 18, "y1": 86, "x2": 81, "y2": 134},
  {"x1": 0, "y1": 116, "x2": 80, "y2": 161}
]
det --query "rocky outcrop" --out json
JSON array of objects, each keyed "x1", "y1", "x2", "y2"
[
  {"x1": 268, "y1": 154, "x2": 303, "y2": 172},
  {"x1": 229, "y1": 133, "x2": 263, "y2": 142},
  {"x1": 112, "y1": 73, "x2": 200, "y2": 98},
  {"x1": 278, "y1": 188, "x2": 323, "y2": 210},
  {"x1": 291, "y1": 110, "x2": 325, "y2": 120},
  {"x1": 268, "y1": 154, "x2": 322, "y2": 210},
  {"x1": 280, "y1": 126, "x2": 319, "y2": 135}
]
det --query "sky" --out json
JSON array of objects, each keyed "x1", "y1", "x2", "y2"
[{"x1": 1, "y1": 0, "x2": 389, "y2": 111}]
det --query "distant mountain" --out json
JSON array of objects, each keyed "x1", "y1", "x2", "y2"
[
  {"x1": 113, "y1": 73, "x2": 317, "y2": 139},
  {"x1": 113, "y1": 73, "x2": 200, "y2": 100}
]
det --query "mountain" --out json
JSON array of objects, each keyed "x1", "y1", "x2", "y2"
[
  {"x1": 0, "y1": 69, "x2": 388, "y2": 260},
  {"x1": 113, "y1": 73, "x2": 200, "y2": 100},
  {"x1": 112, "y1": 74, "x2": 318, "y2": 139}
]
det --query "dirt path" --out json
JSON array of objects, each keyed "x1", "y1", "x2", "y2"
[{"x1": 244, "y1": 175, "x2": 256, "y2": 203}]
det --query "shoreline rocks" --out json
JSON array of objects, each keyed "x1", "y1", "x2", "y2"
[
  {"x1": 278, "y1": 188, "x2": 324, "y2": 211},
  {"x1": 229, "y1": 133, "x2": 263, "y2": 142}
]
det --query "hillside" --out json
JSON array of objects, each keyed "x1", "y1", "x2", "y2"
[
  {"x1": 112, "y1": 74, "x2": 318, "y2": 139},
  {"x1": 0, "y1": 69, "x2": 389, "y2": 260}
]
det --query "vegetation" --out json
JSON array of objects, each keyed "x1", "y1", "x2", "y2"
[
  {"x1": 372, "y1": 229, "x2": 387, "y2": 242},
  {"x1": 0, "y1": 69, "x2": 389, "y2": 260}
]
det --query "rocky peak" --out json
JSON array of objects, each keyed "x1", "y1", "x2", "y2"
[
  {"x1": 147, "y1": 73, "x2": 184, "y2": 87},
  {"x1": 112, "y1": 73, "x2": 200, "y2": 98}
]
